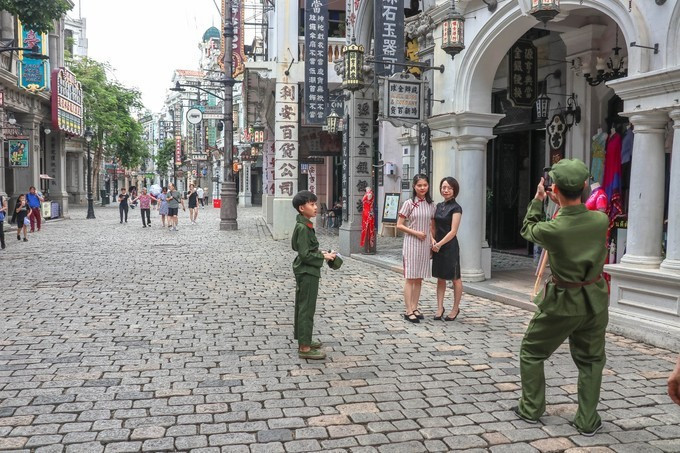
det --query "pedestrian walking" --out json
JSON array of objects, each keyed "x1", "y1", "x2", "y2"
[
  {"x1": 129, "y1": 186, "x2": 137, "y2": 209},
  {"x1": 514, "y1": 159, "x2": 609, "y2": 436},
  {"x1": 669, "y1": 354, "x2": 680, "y2": 405},
  {"x1": 118, "y1": 188, "x2": 130, "y2": 223},
  {"x1": 291, "y1": 190, "x2": 338, "y2": 360},
  {"x1": 165, "y1": 183, "x2": 185, "y2": 231},
  {"x1": 0, "y1": 194, "x2": 7, "y2": 249},
  {"x1": 157, "y1": 187, "x2": 169, "y2": 227},
  {"x1": 188, "y1": 184, "x2": 199, "y2": 224},
  {"x1": 396, "y1": 174, "x2": 435, "y2": 323},
  {"x1": 130, "y1": 187, "x2": 156, "y2": 228},
  {"x1": 14, "y1": 194, "x2": 29, "y2": 242},
  {"x1": 203, "y1": 187, "x2": 209, "y2": 207},
  {"x1": 26, "y1": 186, "x2": 43, "y2": 232},
  {"x1": 431, "y1": 177, "x2": 463, "y2": 321},
  {"x1": 197, "y1": 186, "x2": 204, "y2": 208}
]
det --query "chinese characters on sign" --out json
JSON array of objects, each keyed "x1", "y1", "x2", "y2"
[
  {"x1": 374, "y1": 0, "x2": 404, "y2": 76},
  {"x1": 18, "y1": 22, "x2": 48, "y2": 92},
  {"x1": 508, "y1": 40, "x2": 537, "y2": 107},
  {"x1": 304, "y1": 0, "x2": 329, "y2": 125},
  {"x1": 383, "y1": 73, "x2": 424, "y2": 126},
  {"x1": 275, "y1": 83, "x2": 299, "y2": 197},
  {"x1": 418, "y1": 124, "x2": 430, "y2": 177},
  {"x1": 51, "y1": 68, "x2": 84, "y2": 136},
  {"x1": 342, "y1": 114, "x2": 350, "y2": 220}
]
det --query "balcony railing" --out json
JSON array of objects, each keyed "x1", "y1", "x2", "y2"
[{"x1": 298, "y1": 37, "x2": 346, "y2": 63}]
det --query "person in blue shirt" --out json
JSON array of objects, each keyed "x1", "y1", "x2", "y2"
[{"x1": 25, "y1": 186, "x2": 44, "y2": 233}]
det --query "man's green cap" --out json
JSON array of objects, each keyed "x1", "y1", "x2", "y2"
[{"x1": 549, "y1": 158, "x2": 589, "y2": 192}]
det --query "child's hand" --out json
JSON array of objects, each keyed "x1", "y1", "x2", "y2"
[{"x1": 323, "y1": 252, "x2": 336, "y2": 261}]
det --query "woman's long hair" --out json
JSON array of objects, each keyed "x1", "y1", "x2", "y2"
[{"x1": 412, "y1": 173, "x2": 433, "y2": 204}]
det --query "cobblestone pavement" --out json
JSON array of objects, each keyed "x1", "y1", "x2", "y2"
[{"x1": 1, "y1": 205, "x2": 679, "y2": 453}]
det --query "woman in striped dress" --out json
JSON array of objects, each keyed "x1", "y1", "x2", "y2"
[{"x1": 397, "y1": 174, "x2": 436, "y2": 323}]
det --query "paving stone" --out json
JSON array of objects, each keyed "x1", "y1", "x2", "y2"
[
  {"x1": 174, "y1": 435, "x2": 208, "y2": 450},
  {"x1": 131, "y1": 426, "x2": 165, "y2": 440},
  {"x1": 64, "y1": 442, "x2": 105, "y2": 453},
  {"x1": 257, "y1": 429, "x2": 294, "y2": 442},
  {"x1": 141, "y1": 437, "x2": 175, "y2": 451},
  {"x1": 103, "y1": 442, "x2": 143, "y2": 453},
  {"x1": 282, "y1": 439, "x2": 322, "y2": 452}
]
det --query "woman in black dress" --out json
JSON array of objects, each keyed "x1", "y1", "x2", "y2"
[{"x1": 431, "y1": 177, "x2": 463, "y2": 321}]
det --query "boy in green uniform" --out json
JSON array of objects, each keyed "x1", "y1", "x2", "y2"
[
  {"x1": 514, "y1": 159, "x2": 609, "y2": 436},
  {"x1": 292, "y1": 191, "x2": 337, "y2": 360}
]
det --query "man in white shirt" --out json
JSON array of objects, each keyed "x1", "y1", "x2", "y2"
[{"x1": 197, "y1": 186, "x2": 205, "y2": 208}]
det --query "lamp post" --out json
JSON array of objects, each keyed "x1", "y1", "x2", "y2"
[
  {"x1": 84, "y1": 127, "x2": 96, "y2": 219},
  {"x1": 220, "y1": 1, "x2": 238, "y2": 231}
]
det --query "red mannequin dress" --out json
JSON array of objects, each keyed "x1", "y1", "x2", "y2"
[{"x1": 360, "y1": 191, "x2": 375, "y2": 248}]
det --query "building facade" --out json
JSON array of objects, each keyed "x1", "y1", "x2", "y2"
[{"x1": 1, "y1": 2, "x2": 83, "y2": 219}]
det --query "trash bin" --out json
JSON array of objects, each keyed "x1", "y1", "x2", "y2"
[
  {"x1": 100, "y1": 189, "x2": 110, "y2": 206},
  {"x1": 213, "y1": 198, "x2": 221, "y2": 208}
]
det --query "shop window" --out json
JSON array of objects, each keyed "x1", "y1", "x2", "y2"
[{"x1": 299, "y1": 10, "x2": 346, "y2": 37}]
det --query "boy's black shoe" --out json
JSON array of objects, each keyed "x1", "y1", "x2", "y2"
[{"x1": 512, "y1": 406, "x2": 539, "y2": 424}]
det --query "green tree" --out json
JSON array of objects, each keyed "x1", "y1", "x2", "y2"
[
  {"x1": 0, "y1": 0, "x2": 72, "y2": 33},
  {"x1": 69, "y1": 58, "x2": 148, "y2": 192},
  {"x1": 155, "y1": 139, "x2": 175, "y2": 179}
]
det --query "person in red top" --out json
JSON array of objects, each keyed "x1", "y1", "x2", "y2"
[
  {"x1": 130, "y1": 187, "x2": 157, "y2": 228},
  {"x1": 360, "y1": 187, "x2": 375, "y2": 250}
]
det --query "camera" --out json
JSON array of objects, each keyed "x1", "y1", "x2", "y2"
[{"x1": 543, "y1": 166, "x2": 553, "y2": 192}]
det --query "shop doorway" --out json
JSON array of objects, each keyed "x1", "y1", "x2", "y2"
[{"x1": 488, "y1": 129, "x2": 545, "y2": 255}]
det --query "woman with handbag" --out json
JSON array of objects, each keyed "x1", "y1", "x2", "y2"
[{"x1": 15, "y1": 194, "x2": 29, "y2": 242}]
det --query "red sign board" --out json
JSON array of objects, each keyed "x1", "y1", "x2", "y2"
[{"x1": 51, "y1": 68, "x2": 83, "y2": 136}]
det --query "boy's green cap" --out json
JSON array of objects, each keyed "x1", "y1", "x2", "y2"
[{"x1": 549, "y1": 159, "x2": 589, "y2": 192}]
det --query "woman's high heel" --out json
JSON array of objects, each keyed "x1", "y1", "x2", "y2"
[{"x1": 403, "y1": 312, "x2": 420, "y2": 323}]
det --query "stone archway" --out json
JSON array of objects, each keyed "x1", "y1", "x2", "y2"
[{"x1": 458, "y1": 0, "x2": 648, "y2": 114}]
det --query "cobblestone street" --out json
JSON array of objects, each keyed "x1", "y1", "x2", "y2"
[{"x1": 1, "y1": 205, "x2": 679, "y2": 453}]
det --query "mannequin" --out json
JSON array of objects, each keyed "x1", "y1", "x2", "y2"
[
  {"x1": 585, "y1": 181, "x2": 607, "y2": 212},
  {"x1": 590, "y1": 127, "x2": 607, "y2": 185},
  {"x1": 603, "y1": 127, "x2": 622, "y2": 202}
]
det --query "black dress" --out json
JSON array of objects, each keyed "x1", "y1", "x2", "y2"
[{"x1": 432, "y1": 199, "x2": 462, "y2": 280}]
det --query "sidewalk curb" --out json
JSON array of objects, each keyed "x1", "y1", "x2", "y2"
[{"x1": 351, "y1": 253, "x2": 537, "y2": 312}]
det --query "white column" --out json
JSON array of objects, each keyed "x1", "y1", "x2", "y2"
[
  {"x1": 239, "y1": 161, "x2": 252, "y2": 207},
  {"x1": 661, "y1": 109, "x2": 680, "y2": 273},
  {"x1": 271, "y1": 82, "x2": 299, "y2": 240},
  {"x1": 78, "y1": 153, "x2": 86, "y2": 202},
  {"x1": 456, "y1": 136, "x2": 488, "y2": 282},
  {"x1": 620, "y1": 111, "x2": 668, "y2": 268}
]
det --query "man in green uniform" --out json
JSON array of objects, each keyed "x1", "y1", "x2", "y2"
[
  {"x1": 514, "y1": 159, "x2": 609, "y2": 436},
  {"x1": 292, "y1": 190, "x2": 336, "y2": 360}
]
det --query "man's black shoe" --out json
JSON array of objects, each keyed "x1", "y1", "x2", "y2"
[{"x1": 512, "y1": 406, "x2": 539, "y2": 424}]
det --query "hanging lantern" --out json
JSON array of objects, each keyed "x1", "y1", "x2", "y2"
[
  {"x1": 252, "y1": 119, "x2": 265, "y2": 146},
  {"x1": 441, "y1": 0, "x2": 465, "y2": 59},
  {"x1": 529, "y1": 0, "x2": 560, "y2": 24},
  {"x1": 342, "y1": 37, "x2": 365, "y2": 91},
  {"x1": 326, "y1": 111, "x2": 340, "y2": 134},
  {"x1": 535, "y1": 92, "x2": 551, "y2": 122}
]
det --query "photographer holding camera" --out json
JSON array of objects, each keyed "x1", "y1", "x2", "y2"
[{"x1": 513, "y1": 159, "x2": 609, "y2": 436}]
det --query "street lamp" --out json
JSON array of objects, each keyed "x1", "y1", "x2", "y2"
[
  {"x1": 0, "y1": 43, "x2": 49, "y2": 60},
  {"x1": 535, "y1": 69, "x2": 561, "y2": 123},
  {"x1": 441, "y1": 0, "x2": 465, "y2": 59},
  {"x1": 325, "y1": 111, "x2": 340, "y2": 134},
  {"x1": 529, "y1": 0, "x2": 560, "y2": 24},
  {"x1": 342, "y1": 37, "x2": 365, "y2": 92},
  {"x1": 84, "y1": 127, "x2": 96, "y2": 219},
  {"x1": 219, "y1": 1, "x2": 238, "y2": 231}
]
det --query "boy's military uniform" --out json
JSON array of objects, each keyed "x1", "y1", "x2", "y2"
[
  {"x1": 517, "y1": 159, "x2": 610, "y2": 433},
  {"x1": 291, "y1": 214, "x2": 325, "y2": 346}
]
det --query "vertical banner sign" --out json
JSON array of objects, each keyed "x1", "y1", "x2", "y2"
[
  {"x1": 508, "y1": 40, "x2": 537, "y2": 107},
  {"x1": 275, "y1": 83, "x2": 299, "y2": 197},
  {"x1": 342, "y1": 114, "x2": 350, "y2": 221},
  {"x1": 18, "y1": 21, "x2": 49, "y2": 92},
  {"x1": 9, "y1": 139, "x2": 30, "y2": 167},
  {"x1": 417, "y1": 123, "x2": 430, "y2": 177},
  {"x1": 220, "y1": 0, "x2": 246, "y2": 78},
  {"x1": 51, "y1": 68, "x2": 84, "y2": 136},
  {"x1": 304, "y1": 0, "x2": 329, "y2": 125},
  {"x1": 374, "y1": 0, "x2": 404, "y2": 76}
]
